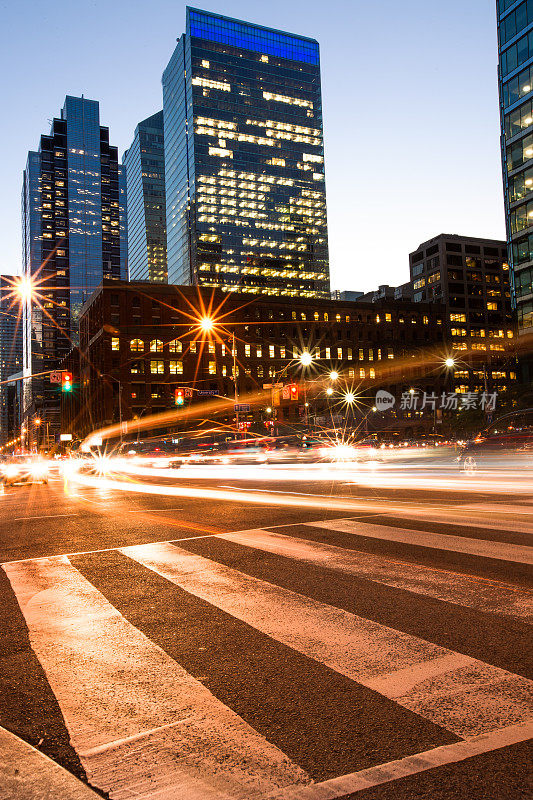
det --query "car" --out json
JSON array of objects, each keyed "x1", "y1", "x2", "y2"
[
  {"x1": 1, "y1": 455, "x2": 49, "y2": 485},
  {"x1": 457, "y1": 409, "x2": 533, "y2": 473}
]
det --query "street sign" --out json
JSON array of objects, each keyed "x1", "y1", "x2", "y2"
[
  {"x1": 184, "y1": 387, "x2": 193, "y2": 398},
  {"x1": 234, "y1": 403, "x2": 251, "y2": 412},
  {"x1": 197, "y1": 389, "x2": 218, "y2": 396},
  {"x1": 59, "y1": 433, "x2": 72, "y2": 442},
  {"x1": 50, "y1": 371, "x2": 62, "y2": 384},
  {"x1": 282, "y1": 386, "x2": 291, "y2": 400}
]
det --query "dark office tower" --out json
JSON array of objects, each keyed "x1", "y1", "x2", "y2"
[
  {"x1": 162, "y1": 7, "x2": 329, "y2": 297},
  {"x1": 0, "y1": 276, "x2": 23, "y2": 444},
  {"x1": 21, "y1": 95, "x2": 127, "y2": 431},
  {"x1": 497, "y1": 0, "x2": 533, "y2": 377},
  {"x1": 123, "y1": 111, "x2": 167, "y2": 282}
]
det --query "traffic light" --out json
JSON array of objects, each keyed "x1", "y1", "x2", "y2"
[
  {"x1": 175, "y1": 387, "x2": 185, "y2": 406},
  {"x1": 62, "y1": 372, "x2": 73, "y2": 393},
  {"x1": 289, "y1": 384, "x2": 298, "y2": 401}
]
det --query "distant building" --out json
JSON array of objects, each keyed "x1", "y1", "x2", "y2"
[
  {"x1": 74, "y1": 281, "x2": 447, "y2": 438},
  {"x1": 0, "y1": 276, "x2": 23, "y2": 444},
  {"x1": 21, "y1": 96, "x2": 127, "y2": 436},
  {"x1": 331, "y1": 290, "x2": 364, "y2": 301},
  {"x1": 123, "y1": 111, "x2": 167, "y2": 283},
  {"x1": 497, "y1": 1, "x2": 533, "y2": 375},
  {"x1": 409, "y1": 234, "x2": 517, "y2": 394},
  {"x1": 162, "y1": 7, "x2": 329, "y2": 296}
]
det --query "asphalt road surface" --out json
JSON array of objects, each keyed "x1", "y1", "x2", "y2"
[{"x1": 0, "y1": 464, "x2": 531, "y2": 800}]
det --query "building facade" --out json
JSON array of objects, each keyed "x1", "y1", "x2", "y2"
[
  {"x1": 123, "y1": 111, "x2": 167, "y2": 283},
  {"x1": 0, "y1": 276, "x2": 23, "y2": 444},
  {"x1": 162, "y1": 7, "x2": 329, "y2": 297},
  {"x1": 409, "y1": 234, "x2": 517, "y2": 394},
  {"x1": 497, "y1": 0, "x2": 533, "y2": 375},
  {"x1": 74, "y1": 281, "x2": 449, "y2": 437},
  {"x1": 21, "y1": 95, "x2": 127, "y2": 434}
]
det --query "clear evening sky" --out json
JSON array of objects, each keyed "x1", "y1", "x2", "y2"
[{"x1": 0, "y1": 0, "x2": 503, "y2": 291}]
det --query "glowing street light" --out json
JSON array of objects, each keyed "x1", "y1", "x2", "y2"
[
  {"x1": 199, "y1": 316, "x2": 214, "y2": 333},
  {"x1": 14, "y1": 276, "x2": 35, "y2": 303},
  {"x1": 326, "y1": 387, "x2": 334, "y2": 396},
  {"x1": 34, "y1": 418, "x2": 41, "y2": 426},
  {"x1": 299, "y1": 351, "x2": 313, "y2": 367},
  {"x1": 344, "y1": 391, "x2": 355, "y2": 405},
  {"x1": 266, "y1": 406, "x2": 272, "y2": 414},
  {"x1": 409, "y1": 387, "x2": 416, "y2": 394},
  {"x1": 444, "y1": 357, "x2": 455, "y2": 368},
  {"x1": 329, "y1": 371, "x2": 339, "y2": 381}
]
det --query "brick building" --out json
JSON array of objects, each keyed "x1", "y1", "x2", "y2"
[{"x1": 68, "y1": 281, "x2": 451, "y2": 438}]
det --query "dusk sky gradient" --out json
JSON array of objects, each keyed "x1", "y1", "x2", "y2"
[{"x1": 1, "y1": 0, "x2": 504, "y2": 290}]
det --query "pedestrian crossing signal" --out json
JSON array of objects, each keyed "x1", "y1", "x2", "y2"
[
  {"x1": 62, "y1": 372, "x2": 73, "y2": 393},
  {"x1": 175, "y1": 388, "x2": 185, "y2": 406},
  {"x1": 289, "y1": 384, "x2": 298, "y2": 401}
]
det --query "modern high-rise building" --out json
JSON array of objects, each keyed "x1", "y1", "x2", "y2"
[
  {"x1": 408, "y1": 234, "x2": 517, "y2": 394},
  {"x1": 162, "y1": 7, "x2": 329, "y2": 297},
  {"x1": 21, "y1": 95, "x2": 127, "y2": 433},
  {"x1": 123, "y1": 111, "x2": 167, "y2": 283},
  {"x1": 497, "y1": 0, "x2": 533, "y2": 378},
  {"x1": 0, "y1": 276, "x2": 23, "y2": 444}
]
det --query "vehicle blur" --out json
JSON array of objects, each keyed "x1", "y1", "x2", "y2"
[
  {"x1": 457, "y1": 409, "x2": 533, "y2": 473},
  {"x1": 0, "y1": 455, "x2": 49, "y2": 485}
]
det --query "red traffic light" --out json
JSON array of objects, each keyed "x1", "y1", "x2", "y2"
[
  {"x1": 175, "y1": 388, "x2": 185, "y2": 406},
  {"x1": 62, "y1": 371, "x2": 73, "y2": 392},
  {"x1": 289, "y1": 384, "x2": 298, "y2": 401}
]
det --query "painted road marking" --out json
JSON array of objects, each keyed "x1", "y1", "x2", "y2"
[
  {"x1": 2, "y1": 556, "x2": 309, "y2": 800},
  {"x1": 306, "y1": 518, "x2": 533, "y2": 564},
  {"x1": 0, "y1": 724, "x2": 100, "y2": 799},
  {"x1": 15, "y1": 513, "x2": 80, "y2": 521},
  {"x1": 218, "y1": 529, "x2": 533, "y2": 620},
  {"x1": 263, "y1": 720, "x2": 533, "y2": 799},
  {"x1": 121, "y1": 541, "x2": 533, "y2": 738}
]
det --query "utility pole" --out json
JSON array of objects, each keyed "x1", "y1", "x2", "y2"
[{"x1": 233, "y1": 331, "x2": 239, "y2": 439}]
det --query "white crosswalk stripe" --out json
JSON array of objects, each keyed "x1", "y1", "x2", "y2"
[
  {"x1": 121, "y1": 540, "x2": 533, "y2": 739},
  {"x1": 305, "y1": 517, "x2": 533, "y2": 564},
  {"x1": 218, "y1": 528, "x2": 533, "y2": 620},
  {"x1": 3, "y1": 556, "x2": 309, "y2": 800},
  {"x1": 3, "y1": 513, "x2": 533, "y2": 800}
]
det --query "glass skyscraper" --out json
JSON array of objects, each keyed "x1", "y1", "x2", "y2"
[
  {"x1": 21, "y1": 95, "x2": 127, "y2": 431},
  {"x1": 162, "y1": 7, "x2": 329, "y2": 297},
  {"x1": 497, "y1": 0, "x2": 533, "y2": 376},
  {"x1": 123, "y1": 111, "x2": 167, "y2": 283}
]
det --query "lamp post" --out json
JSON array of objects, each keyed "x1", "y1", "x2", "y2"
[
  {"x1": 299, "y1": 351, "x2": 313, "y2": 428},
  {"x1": 101, "y1": 373, "x2": 123, "y2": 442},
  {"x1": 34, "y1": 417, "x2": 41, "y2": 452}
]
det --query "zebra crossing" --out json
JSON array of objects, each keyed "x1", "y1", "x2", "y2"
[{"x1": 2, "y1": 512, "x2": 532, "y2": 800}]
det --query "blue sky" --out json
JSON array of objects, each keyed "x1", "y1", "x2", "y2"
[{"x1": 0, "y1": 0, "x2": 504, "y2": 290}]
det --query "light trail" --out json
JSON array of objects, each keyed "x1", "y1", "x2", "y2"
[{"x1": 64, "y1": 459, "x2": 533, "y2": 519}]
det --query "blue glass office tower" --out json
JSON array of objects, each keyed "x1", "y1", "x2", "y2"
[
  {"x1": 123, "y1": 111, "x2": 167, "y2": 282},
  {"x1": 497, "y1": 0, "x2": 533, "y2": 378},
  {"x1": 21, "y1": 96, "x2": 127, "y2": 430},
  {"x1": 162, "y1": 7, "x2": 329, "y2": 297}
]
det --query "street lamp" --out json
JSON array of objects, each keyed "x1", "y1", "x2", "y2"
[
  {"x1": 444, "y1": 357, "x2": 455, "y2": 369},
  {"x1": 298, "y1": 351, "x2": 313, "y2": 426},
  {"x1": 344, "y1": 392, "x2": 355, "y2": 404},
  {"x1": 326, "y1": 387, "x2": 334, "y2": 396},
  {"x1": 329, "y1": 370, "x2": 339, "y2": 381},
  {"x1": 14, "y1": 276, "x2": 35, "y2": 303},
  {"x1": 200, "y1": 316, "x2": 214, "y2": 333}
]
